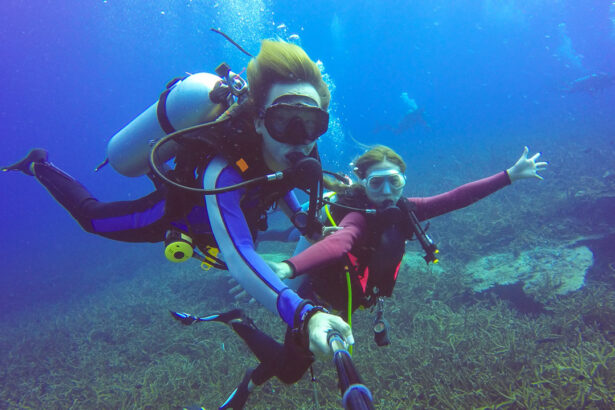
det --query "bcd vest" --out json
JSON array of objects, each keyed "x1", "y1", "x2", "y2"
[{"x1": 310, "y1": 192, "x2": 415, "y2": 311}]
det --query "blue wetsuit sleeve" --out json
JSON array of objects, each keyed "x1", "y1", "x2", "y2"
[{"x1": 204, "y1": 157, "x2": 311, "y2": 327}]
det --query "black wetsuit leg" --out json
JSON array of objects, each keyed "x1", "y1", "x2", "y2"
[
  {"x1": 32, "y1": 162, "x2": 169, "y2": 242},
  {"x1": 230, "y1": 322, "x2": 313, "y2": 386},
  {"x1": 273, "y1": 327, "x2": 314, "y2": 384}
]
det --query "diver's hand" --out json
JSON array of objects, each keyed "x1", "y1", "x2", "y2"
[
  {"x1": 266, "y1": 261, "x2": 294, "y2": 280},
  {"x1": 506, "y1": 146, "x2": 548, "y2": 182},
  {"x1": 307, "y1": 312, "x2": 354, "y2": 360}
]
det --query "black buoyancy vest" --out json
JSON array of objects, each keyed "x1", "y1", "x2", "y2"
[
  {"x1": 162, "y1": 113, "x2": 317, "y2": 250},
  {"x1": 313, "y1": 191, "x2": 415, "y2": 309},
  {"x1": 363, "y1": 199, "x2": 414, "y2": 298}
]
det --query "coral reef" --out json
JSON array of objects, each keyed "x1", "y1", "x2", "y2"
[{"x1": 464, "y1": 245, "x2": 592, "y2": 302}]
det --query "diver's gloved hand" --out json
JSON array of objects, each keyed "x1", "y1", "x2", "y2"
[
  {"x1": 307, "y1": 312, "x2": 354, "y2": 360},
  {"x1": 266, "y1": 261, "x2": 294, "y2": 280},
  {"x1": 228, "y1": 278, "x2": 256, "y2": 304},
  {"x1": 506, "y1": 146, "x2": 548, "y2": 182}
]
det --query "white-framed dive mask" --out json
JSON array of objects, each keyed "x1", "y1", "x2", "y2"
[{"x1": 362, "y1": 169, "x2": 407, "y2": 192}]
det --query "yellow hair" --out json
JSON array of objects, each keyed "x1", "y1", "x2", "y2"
[{"x1": 247, "y1": 40, "x2": 330, "y2": 111}]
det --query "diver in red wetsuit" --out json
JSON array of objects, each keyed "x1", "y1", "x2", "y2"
[{"x1": 273, "y1": 145, "x2": 545, "y2": 310}]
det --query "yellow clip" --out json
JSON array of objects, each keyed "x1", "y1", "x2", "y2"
[{"x1": 200, "y1": 246, "x2": 221, "y2": 271}]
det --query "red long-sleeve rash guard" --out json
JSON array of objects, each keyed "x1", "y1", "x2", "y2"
[{"x1": 286, "y1": 171, "x2": 511, "y2": 274}]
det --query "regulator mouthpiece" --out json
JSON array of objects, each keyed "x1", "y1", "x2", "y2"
[{"x1": 284, "y1": 154, "x2": 322, "y2": 190}]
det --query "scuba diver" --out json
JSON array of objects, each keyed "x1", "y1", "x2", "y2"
[
  {"x1": 373, "y1": 93, "x2": 430, "y2": 136},
  {"x1": 563, "y1": 72, "x2": 615, "y2": 94},
  {"x1": 271, "y1": 144, "x2": 547, "y2": 309},
  {"x1": 173, "y1": 144, "x2": 547, "y2": 408},
  {"x1": 2, "y1": 39, "x2": 354, "y2": 386}
]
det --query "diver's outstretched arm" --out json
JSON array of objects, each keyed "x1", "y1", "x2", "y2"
[{"x1": 410, "y1": 146, "x2": 548, "y2": 221}]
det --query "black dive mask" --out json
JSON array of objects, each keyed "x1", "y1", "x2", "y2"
[{"x1": 264, "y1": 103, "x2": 329, "y2": 145}]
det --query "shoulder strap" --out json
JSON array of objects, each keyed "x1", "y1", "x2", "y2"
[{"x1": 157, "y1": 77, "x2": 186, "y2": 134}]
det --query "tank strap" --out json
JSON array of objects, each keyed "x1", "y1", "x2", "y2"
[{"x1": 157, "y1": 76, "x2": 186, "y2": 134}]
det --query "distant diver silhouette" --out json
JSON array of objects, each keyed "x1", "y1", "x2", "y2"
[
  {"x1": 563, "y1": 72, "x2": 615, "y2": 94},
  {"x1": 374, "y1": 92, "x2": 430, "y2": 135}
]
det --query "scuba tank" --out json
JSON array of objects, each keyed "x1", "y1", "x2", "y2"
[
  {"x1": 106, "y1": 72, "x2": 227, "y2": 177},
  {"x1": 102, "y1": 53, "x2": 325, "y2": 265}
]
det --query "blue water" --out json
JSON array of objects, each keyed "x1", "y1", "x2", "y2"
[{"x1": 1, "y1": 0, "x2": 614, "y2": 328}]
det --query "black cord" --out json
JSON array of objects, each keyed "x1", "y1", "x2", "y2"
[{"x1": 210, "y1": 28, "x2": 253, "y2": 57}]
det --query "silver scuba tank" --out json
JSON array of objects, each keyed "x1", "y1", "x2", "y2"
[{"x1": 107, "y1": 72, "x2": 226, "y2": 177}]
